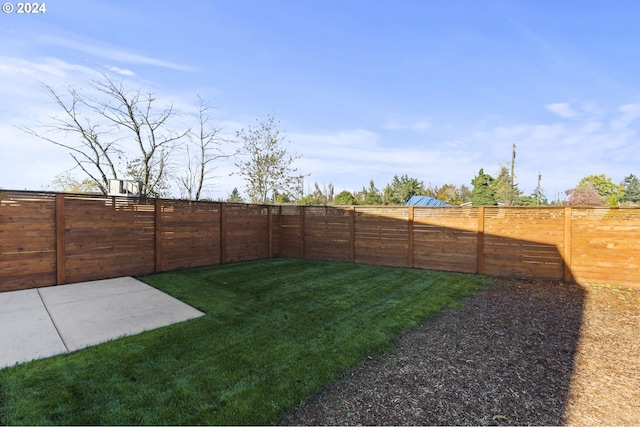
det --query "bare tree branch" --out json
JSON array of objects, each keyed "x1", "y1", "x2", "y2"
[
  {"x1": 178, "y1": 96, "x2": 235, "y2": 201},
  {"x1": 25, "y1": 74, "x2": 189, "y2": 197}
]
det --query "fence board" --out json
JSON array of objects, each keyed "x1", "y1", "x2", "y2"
[
  {"x1": 222, "y1": 204, "x2": 270, "y2": 262},
  {"x1": 0, "y1": 192, "x2": 57, "y2": 290},
  {"x1": 61, "y1": 196, "x2": 155, "y2": 283},
  {"x1": 570, "y1": 208, "x2": 640, "y2": 286},
  {"x1": 304, "y1": 207, "x2": 352, "y2": 262},
  {"x1": 157, "y1": 200, "x2": 221, "y2": 271}
]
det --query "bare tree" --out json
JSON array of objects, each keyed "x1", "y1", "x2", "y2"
[
  {"x1": 234, "y1": 115, "x2": 305, "y2": 204},
  {"x1": 88, "y1": 74, "x2": 187, "y2": 197},
  {"x1": 178, "y1": 97, "x2": 233, "y2": 201},
  {"x1": 24, "y1": 83, "x2": 120, "y2": 194},
  {"x1": 24, "y1": 74, "x2": 187, "y2": 196}
]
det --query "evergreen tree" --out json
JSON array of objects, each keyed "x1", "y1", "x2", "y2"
[
  {"x1": 363, "y1": 180, "x2": 383, "y2": 205},
  {"x1": 490, "y1": 163, "x2": 522, "y2": 206},
  {"x1": 621, "y1": 174, "x2": 640, "y2": 204},
  {"x1": 226, "y1": 187, "x2": 245, "y2": 203},
  {"x1": 471, "y1": 169, "x2": 495, "y2": 206}
]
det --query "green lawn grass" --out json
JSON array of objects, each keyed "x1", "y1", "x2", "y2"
[{"x1": 0, "y1": 258, "x2": 487, "y2": 425}]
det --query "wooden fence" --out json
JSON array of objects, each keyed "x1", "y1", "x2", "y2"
[
  {"x1": 0, "y1": 191, "x2": 271, "y2": 291},
  {"x1": 1, "y1": 190, "x2": 639, "y2": 292},
  {"x1": 271, "y1": 204, "x2": 639, "y2": 288}
]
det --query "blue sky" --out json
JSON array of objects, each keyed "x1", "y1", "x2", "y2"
[{"x1": 2, "y1": 0, "x2": 640, "y2": 201}]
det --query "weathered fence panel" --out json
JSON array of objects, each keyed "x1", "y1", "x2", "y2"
[{"x1": 0, "y1": 192, "x2": 56, "y2": 290}]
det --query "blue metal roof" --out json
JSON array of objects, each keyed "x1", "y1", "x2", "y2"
[{"x1": 405, "y1": 196, "x2": 450, "y2": 207}]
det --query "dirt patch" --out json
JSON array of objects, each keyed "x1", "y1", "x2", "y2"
[{"x1": 278, "y1": 278, "x2": 640, "y2": 426}]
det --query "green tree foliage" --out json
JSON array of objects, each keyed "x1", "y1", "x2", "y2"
[
  {"x1": 364, "y1": 181, "x2": 383, "y2": 204},
  {"x1": 354, "y1": 180, "x2": 382, "y2": 205},
  {"x1": 458, "y1": 185, "x2": 472, "y2": 204},
  {"x1": 296, "y1": 194, "x2": 324, "y2": 205},
  {"x1": 514, "y1": 189, "x2": 548, "y2": 206},
  {"x1": 382, "y1": 174, "x2": 425, "y2": 205},
  {"x1": 578, "y1": 174, "x2": 625, "y2": 206},
  {"x1": 433, "y1": 183, "x2": 461, "y2": 205},
  {"x1": 333, "y1": 190, "x2": 355, "y2": 205},
  {"x1": 620, "y1": 174, "x2": 640, "y2": 204},
  {"x1": 296, "y1": 182, "x2": 334, "y2": 205},
  {"x1": 471, "y1": 169, "x2": 495, "y2": 206},
  {"x1": 226, "y1": 187, "x2": 245, "y2": 203},
  {"x1": 490, "y1": 163, "x2": 522, "y2": 206},
  {"x1": 234, "y1": 115, "x2": 304, "y2": 204},
  {"x1": 273, "y1": 191, "x2": 293, "y2": 204},
  {"x1": 51, "y1": 172, "x2": 101, "y2": 194}
]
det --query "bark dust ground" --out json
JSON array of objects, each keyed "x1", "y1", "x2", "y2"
[{"x1": 278, "y1": 277, "x2": 640, "y2": 426}]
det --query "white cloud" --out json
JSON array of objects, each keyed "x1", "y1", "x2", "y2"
[
  {"x1": 610, "y1": 103, "x2": 640, "y2": 130},
  {"x1": 288, "y1": 128, "x2": 470, "y2": 193},
  {"x1": 0, "y1": 56, "x2": 99, "y2": 80},
  {"x1": 472, "y1": 103, "x2": 640, "y2": 196},
  {"x1": 545, "y1": 102, "x2": 576, "y2": 118},
  {"x1": 39, "y1": 34, "x2": 195, "y2": 72},
  {"x1": 108, "y1": 66, "x2": 136, "y2": 76}
]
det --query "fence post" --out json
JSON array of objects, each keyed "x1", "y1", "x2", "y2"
[
  {"x1": 154, "y1": 198, "x2": 163, "y2": 273},
  {"x1": 477, "y1": 206, "x2": 484, "y2": 274},
  {"x1": 563, "y1": 207, "x2": 572, "y2": 282},
  {"x1": 55, "y1": 193, "x2": 66, "y2": 285},
  {"x1": 300, "y1": 206, "x2": 306, "y2": 259},
  {"x1": 278, "y1": 205, "x2": 283, "y2": 258},
  {"x1": 220, "y1": 203, "x2": 226, "y2": 264},
  {"x1": 349, "y1": 206, "x2": 356, "y2": 263},
  {"x1": 407, "y1": 206, "x2": 414, "y2": 268},
  {"x1": 268, "y1": 205, "x2": 273, "y2": 258}
]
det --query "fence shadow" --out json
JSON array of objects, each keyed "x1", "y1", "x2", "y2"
[
  {"x1": 275, "y1": 205, "x2": 586, "y2": 424},
  {"x1": 281, "y1": 276, "x2": 585, "y2": 425}
]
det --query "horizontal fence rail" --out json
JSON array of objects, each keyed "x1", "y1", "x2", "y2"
[{"x1": 1, "y1": 190, "x2": 639, "y2": 291}]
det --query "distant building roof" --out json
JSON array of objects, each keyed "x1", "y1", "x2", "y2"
[{"x1": 405, "y1": 196, "x2": 450, "y2": 207}]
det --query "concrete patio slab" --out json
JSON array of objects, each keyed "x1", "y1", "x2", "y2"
[
  {"x1": 0, "y1": 277, "x2": 205, "y2": 369},
  {"x1": 0, "y1": 289, "x2": 67, "y2": 368}
]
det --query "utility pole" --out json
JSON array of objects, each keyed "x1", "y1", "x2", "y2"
[
  {"x1": 510, "y1": 143, "x2": 516, "y2": 205},
  {"x1": 536, "y1": 171, "x2": 542, "y2": 205}
]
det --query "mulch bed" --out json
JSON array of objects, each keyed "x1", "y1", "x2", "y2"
[{"x1": 277, "y1": 277, "x2": 640, "y2": 426}]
